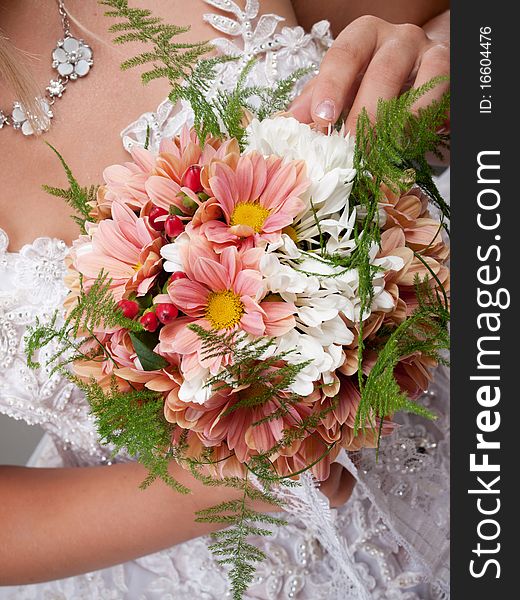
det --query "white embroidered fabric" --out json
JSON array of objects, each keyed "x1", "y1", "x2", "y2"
[{"x1": 0, "y1": 2, "x2": 450, "y2": 598}]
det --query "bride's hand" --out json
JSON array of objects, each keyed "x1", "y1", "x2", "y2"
[{"x1": 290, "y1": 11, "x2": 450, "y2": 133}]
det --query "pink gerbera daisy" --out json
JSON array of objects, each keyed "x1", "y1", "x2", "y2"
[
  {"x1": 159, "y1": 235, "x2": 296, "y2": 374},
  {"x1": 199, "y1": 152, "x2": 309, "y2": 246},
  {"x1": 73, "y1": 201, "x2": 163, "y2": 302}
]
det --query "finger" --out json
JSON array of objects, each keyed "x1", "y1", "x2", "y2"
[
  {"x1": 345, "y1": 29, "x2": 425, "y2": 133},
  {"x1": 323, "y1": 464, "x2": 356, "y2": 507},
  {"x1": 411, "y1": 43, "x2": 450, "y2": 112},
  {"x1": 336, "y1": 468, "x2": 356, "y2": 505},
  {"x1": 289, "y1": 78, "x2": 317, "y2": 123},
  {"x1": 321, "y1": 462, "x2": 342, "y2": 502},
  {"x1": 310, "y1": 16, "x2": 380, "y2": 126}
]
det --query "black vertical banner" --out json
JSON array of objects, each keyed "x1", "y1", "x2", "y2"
[{"x1": 451, "y1": 1, "x2": 515, "y2": 597}]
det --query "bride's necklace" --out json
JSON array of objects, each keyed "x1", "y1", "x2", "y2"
[{"x1": 0, "y1": 0, "x2": 94, "y2": 136}]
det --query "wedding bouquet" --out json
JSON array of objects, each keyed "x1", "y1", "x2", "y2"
[{"x1": 26, "y1": 2, "x2": 450, "y2": 597}]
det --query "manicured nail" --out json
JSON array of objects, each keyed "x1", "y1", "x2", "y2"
[{"x1": 314, "y1": 99, "x2": 336, "y2": 122}]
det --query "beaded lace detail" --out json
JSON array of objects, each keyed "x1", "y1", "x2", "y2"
[
  {"x1": 120, "y1": 0, "x2": 332, "y2": 153},
  {"x1": 0, "y1": 3, "x2": 450, "y2": 598}
]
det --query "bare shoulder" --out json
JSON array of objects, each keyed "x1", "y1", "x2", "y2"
[{"x1": 0, "y1": 0, "x2": 297, "y2": 250}]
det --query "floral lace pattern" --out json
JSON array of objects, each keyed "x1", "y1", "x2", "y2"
[
  {"x1": 0, "y1": 235, "x2": 116, "y2": 468},
  {"x1": 0, "y1": 3, "x2": 449, "y2": 598},
  {"x1": 121, "y1": 0, "x2": 332, "y2": 153}
]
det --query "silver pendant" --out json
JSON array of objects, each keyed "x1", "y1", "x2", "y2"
[
  {"x1": 1, "y1": 31, "x2": 94, "y2": 136},
  {"x1": 11, "y1": 100, "x2": 54, "y2": 136},
  {"x1": 52, "y1": 36, "x2": 94, "y2": 80}
]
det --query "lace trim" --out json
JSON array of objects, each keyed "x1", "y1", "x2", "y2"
[{"x1": 120, "y1": 1, "x2": 332, "y2": 153}]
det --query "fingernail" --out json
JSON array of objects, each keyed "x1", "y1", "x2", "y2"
[{"x1": 314, "y1": 99, "x2": 336, "y2": 122}]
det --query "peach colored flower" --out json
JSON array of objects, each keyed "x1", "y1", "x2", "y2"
[
  {"x1": 73, "y1": 329, "x2": 137, "y2": 391},
  {"x1": 381, "y1": 186, "x2": 449, "y2": 263},
  {"x1": 273, "y1": 435, "x2": 342, "y2": 481},
  {"x1": 198, "y1": 153, "x2": 309, "y2": 246},
  {"x1": 88, "y1": 185, "x2": 114, "y2": 222},
  {"x1": 159, "y1": 236, "x2": 296, "y2": 375},
  {"x1": 73, "y1": 201, "x2": 163, "y2": 302},
  {"x1": 102, "y1": 147, "x2": 155, "y2": 211},
  {"x1": 378, "y1": 225, "x2": 450, "y2": 315},
  {"x1": 145, "y1": 130, "x2": 239, "y2": 217},
  {"x1": 116, "y1": 365, "x2": 184, "y2": 423},
  {"x1": 168, "y1": 381, "x2": 313, "y2": 463}
]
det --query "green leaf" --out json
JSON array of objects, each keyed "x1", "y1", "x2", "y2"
[{"x1": 129, "y1": 331, "x2": 169, "y2": 371}]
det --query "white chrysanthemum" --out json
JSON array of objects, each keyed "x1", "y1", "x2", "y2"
[
  {"x1": 246, "y1": 116, "x2": 356, "y2": 246},
  {"x1": 160, "y1": 232, "x2": 190, "y2": 272},
  {"x1": 264, "y1": 328, "x2": 345, "y2": 396},
  {"x1": 260, "y1": 241, "x2": 404, "y2": 394},
  {"x1": 294, "y1": 245, "x2": 404, "y2": 322}
]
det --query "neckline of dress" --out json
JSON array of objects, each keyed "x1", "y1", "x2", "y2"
[
  {"x1": 0, "y1": 227, "x2": 69, "y2": 257},
  {"x1": 1, "y1": 8, "x2": 332, "y2": 256}
]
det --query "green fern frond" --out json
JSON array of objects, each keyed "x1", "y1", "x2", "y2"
[
  {"x1": 42, "y1": 143, "x2": 97, "y2": 233},
  {"x1": 71, "y1": 271, "x2": 144, "y2": 337},
  {"x1": 73, "y1": 376, "x2": 189, "y2": 492},
  {"x1": 334, "y1": 80, "x2": 450, "y2": 436},
  {"x1": 100, "y1": 0, "x2": 213, "y2": 85},
  {"x1": 353, "y1": 76, "x2": 450, "y2": 219},
  {"x1": 169, "y1": 56, "x2": 234, "y2": 143},
  {"x1": 25, "y1": 271, "x2": 143, "y2": 377},
  {"x1": 354, "y1": 276, "x2": 450, "y2": 443},
  {"x1": 194, "y1": 471, "x2": 285, "y2": 600},
  {"x1": 255, "y1": 67, "x2": 314, "y2": 120},
  {"x1": 187, "y1": 324, "x2": 310, "y2": 412}
]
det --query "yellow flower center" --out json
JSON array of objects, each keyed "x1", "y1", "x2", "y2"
[
  {"x1": 133, "y1": 262, "x2": 143, "y2": 272},
  {"x1": 282, "y1": 225, "x2": 299, "y2": 243},
  {"x1": 230, "y1": 202, "x2": 270, "y2": 233},
  {"x1": 206, "y1": 290, "x2": 245, "y2": 330}
]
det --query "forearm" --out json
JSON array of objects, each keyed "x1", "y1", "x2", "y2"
[
  {"x1": 0, "y1": 462, "x2": 257, "y2": 585},
  {"x1": 292, "y1": 0, "x2": 450, "y2": 37},
  {"x1": 0, "y1": 459, "x2": 353, "y2": 586}
]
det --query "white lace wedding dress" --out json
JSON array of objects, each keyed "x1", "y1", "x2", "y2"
[{"x1": 0, "y1": 2, "x2": 450, "y2": 598}]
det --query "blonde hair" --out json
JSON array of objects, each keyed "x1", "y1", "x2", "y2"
[
  {"x1": 0, "y1": 31, "x2": 50, "y2": 133},
  {"x1": 1, "y1": 7, "x2": 113, "y2": 134}
]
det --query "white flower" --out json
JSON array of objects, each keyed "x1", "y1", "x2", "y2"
[
  {"x1": 178, "y1": 370, "x2": 212, "y2": 405},
  {"x1": 266, "y1": 329, "x2": 345, "y2": 396},
  {"x1": 260, "y1": 252, "x2": 352, "y2": 393},
  {"x1": 161, "y1": 233, "x2": 190, "y2": 272},
  {"x1": 246, "y1": 116, "x2": 356, "y2": 246}
]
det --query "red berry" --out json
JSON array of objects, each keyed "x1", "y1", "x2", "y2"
[
  {"x1": 156, "y1": 303, "x2": 179, "y2": 324},
  {"x1": 140, "y1": 311, "x2": 159, "y2": 332},
  {"x1": 164, "y1": 215, "x2": 185, "y2": 238},
  {"x1": 170, "y1": 271, "x2": 188, "y2": 282},
  {"x1": 182, "y1": 165, "x2": 203, "y2": 193},
  {"x1": 118, "y1": 299, "x2": 140, "y2": 320},
  {"x1": 149, "y1": 206, "x2": 168, "y2": 231}
]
